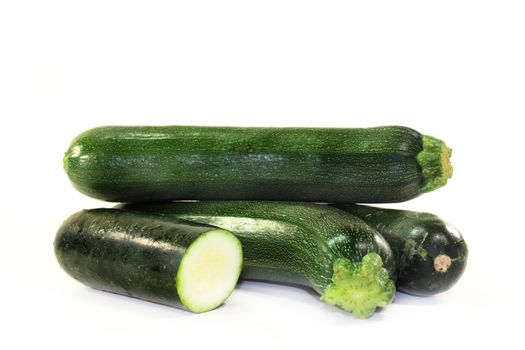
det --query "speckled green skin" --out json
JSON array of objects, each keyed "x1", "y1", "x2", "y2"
[
  {"x1": 334, "y1": 204, "x2": 468, "y2": 296},
  {"x1": 54, "y1": 208, "x2": 231, "y2": 310},
  {"x1": 64, "y1": 125, "x2": 441, "y2": 203},
  {"x1": 120, "y1": 201, "x2": 396, "y2": 294}
]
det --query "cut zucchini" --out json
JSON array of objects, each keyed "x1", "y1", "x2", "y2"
[{"x1": 54, "y1": 209, "x2": 243, "y2": 313}]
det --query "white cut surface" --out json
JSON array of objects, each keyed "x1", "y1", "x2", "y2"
[{"x1": 176, "y1": 229, "x2": 242, "y2": 313}]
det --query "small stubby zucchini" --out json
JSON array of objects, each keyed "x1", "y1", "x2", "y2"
[
  {"x1": 64, "y1": 125, "x2": 453, "y2": 203},
  {"x1": 333, "y1": 204, "x2": 468, "y2": 296},
  {"x1": 120, "y1": 201, "x2": 397, "y2": 318},
  {"x1": 54, "y1": 209, "x2": 243, "y2": 313}
]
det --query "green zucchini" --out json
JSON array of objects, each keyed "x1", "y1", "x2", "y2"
[
  {"x1": 334, "y1": 204, "x2": 468, "y2": 296},
  {"x1": 120, "y1": 201, "x2": 397, "y2": 318},
  {"x1": 54, "y1": 209, "x2": 243, "y2": 313},
  {"x1": 64, "y1": 125, "x2": 452, "y2": 203}
]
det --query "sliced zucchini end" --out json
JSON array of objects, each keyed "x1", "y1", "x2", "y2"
[{"x1": 176, "y1": 229, "x2": 243, "y2": 313}]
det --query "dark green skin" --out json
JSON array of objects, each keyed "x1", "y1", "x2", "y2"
[
  {"x1": 54, "y1": 208, "x2": 220, "y2": 309},
  {"x1": 334, "y1": 204, "x2": 468, "y2": 296},
  {"x1": 65, "y1": 125, "x2": 425, "y2": 203},
  {"x1": 120, "y1": 201, "x2": 396, "y2": 294}
]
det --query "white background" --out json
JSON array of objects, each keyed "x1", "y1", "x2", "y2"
[{"x1": 1, "y1": 1, "x2": 523, "y2": 349}]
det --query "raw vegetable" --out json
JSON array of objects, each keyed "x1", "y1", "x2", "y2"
[
  {"x1": 120, "y1": 201, "x2": 396, "y2": 318},
  {"x1": 54, "y1": 208, "x2": 243, "y2": 312},
  {"x1": 64, "y1": 125, "x2": 452, "y2": 203},
  {"x1": 334, "y1": 204, "x2": 468, "y2": 296}
]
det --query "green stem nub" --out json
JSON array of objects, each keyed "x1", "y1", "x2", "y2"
[
  {"x1": 417, "y1": 135, "x2": 453, "y2": 193},
  {"x1": 321, "y1": 253, "x2": 395, "y2": 319}
]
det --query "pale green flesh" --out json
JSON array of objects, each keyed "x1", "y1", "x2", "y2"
[{"x1": 176, "y1": 229, "x2": 243, "y2": 313}]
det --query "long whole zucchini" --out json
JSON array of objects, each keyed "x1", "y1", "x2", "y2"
[
  {"x1": 54, "y1": 209, "x2": 243, "y2": 313},
  {"x1": 120, "y1": 201, "x2": 397, "y2": 318},
  {"x1": 64, "y1": 125, "x2": 452, "y2": 203},
  {"x1": 334, "y1": 204, "x2": 468, "y2": 296}
]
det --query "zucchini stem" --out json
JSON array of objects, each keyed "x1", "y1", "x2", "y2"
[
  {"x1": 417, "y1": 135, "x2": 453, "y2": 193},
  {"x1": 320, "y1": 253, "x2": 395, "y2": 319}
]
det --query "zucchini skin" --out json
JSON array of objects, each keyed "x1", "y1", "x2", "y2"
[
  {"x1": 334, "y1": 204, "x2": 468, "y2": 296},
  {"x1": 119, "y1": 201, "x2": 396, "y2": 294},
  {"x1": 64, "y1": 125, "x2": 450, "y2": 203},
  {"x1": 54, "y1": 208, "x2": 226, "y2": 310}
]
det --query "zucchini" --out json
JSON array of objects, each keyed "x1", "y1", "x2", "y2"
[
  {"x1": 54, "y1": 209, "x2": 243, "y2": 313},
  {"x1": 64, "y1": 125, "x2": 452, "y2": 203},
  {"x1": 334, "y1": 204, "x2": 468, "y2": 296},
  {"x1": 120, "y1": 201, "x2": 396, "y2": 318}
]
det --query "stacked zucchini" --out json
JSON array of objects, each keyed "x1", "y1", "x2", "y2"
[{"x1": 56, "y1": 125, "x2": 467, "y2": 318}]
